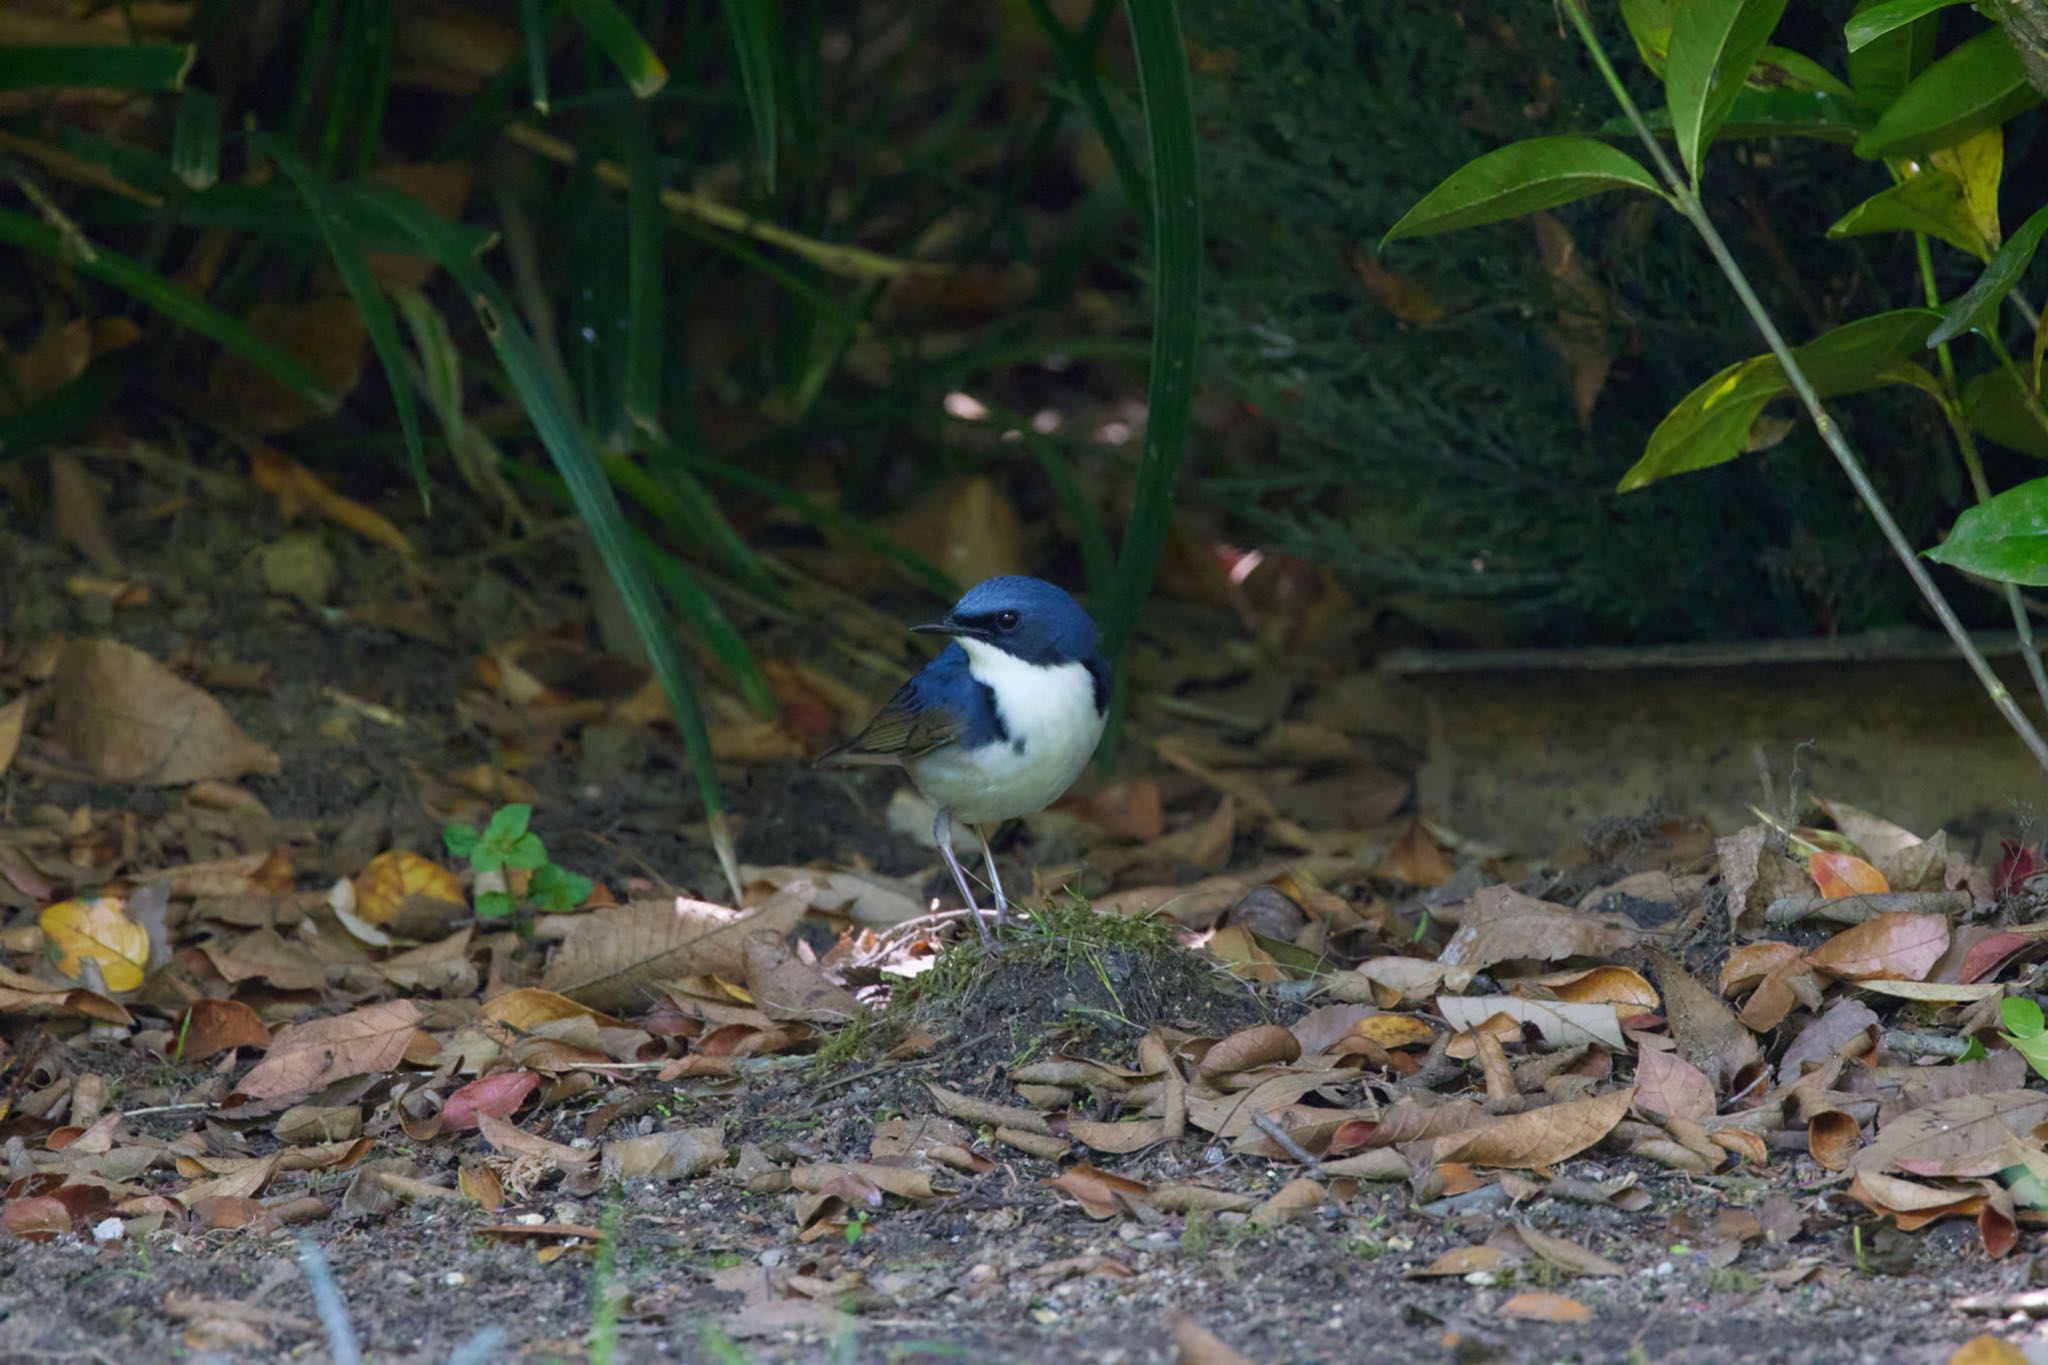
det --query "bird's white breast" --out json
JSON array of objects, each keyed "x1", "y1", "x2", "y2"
[{"x1": 906, "y1": 640, "x2": 1104, "y2": 825}]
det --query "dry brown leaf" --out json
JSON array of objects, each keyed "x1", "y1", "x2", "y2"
[
  {"x1": 1808, "y1": 1111, "x2": 1862, "y2": 1172},
  {"x1": 177, "y1": 998, "x2": 271, "y2": 1063},
  {"x1": 1514, "y1": 1221, "x2": 1625, "y2": 1277},
  {"x1": 1407, "y1": 1245, "x2": 1515, "y2": 1278},
  {"x1": 1064, "y1": 1118, "x2": 1169, "y2": 1154},
  {"x1": 1249, "y1": 1178, "x2": 1326, "y2": 1226},
  {"x1": 542, "y1": 890, "x2": 805, "y2": 1010},
  {"x1": 1499, "y1": 1291, "x2": 1593, "y2": 1323},
  {"x1": 1633, "y1": 1047, "x2": 1714, "y2": 1122},
  {"x1": 1856, "y1": 1091, "x2": 2048, "y2": 1178},
  {"x1": 1436, "y1": 995, "x2": 1623, "y2": 1050},
  {"x1": 1537, "y1": 964, "x2": 1659, "y2": 1010},
  {"x1": 1196, "y1": 1023, "x2": 1301, "y2": 1079},
  {"x1": 52, "y1": 640, "x2": 280, "y2": 784},
  {"x1": 236, "y1": 1000, "x2": 423, "y2": 1100},
  {"x1": 477, "y1": 1112, "x2": 595, "y2": 1169},
  {"x1": 743, "y1": 931, "x2": 859, "y2": 1023},
  {"x1": 0, "y1": 964, "x2": 131, "y2": 1025},
  {"x1": 1439, "y1": 1086, "x2": 1633, "y2": 1169},
  {"x1": 1649, "y1": 947, "x2": 1760, "y2": 1089},
  {"x1": 0, "y1": 694, "x2": 25, "y2": 778},
  {"x1": 1167, "y1": 1312, "x2": 1255, "y2": 1365},
  {"x1": 1043, "y1": 1163, "x2": 1148, "y2": 1220},
  {"x1": 1779, "y1": 998, "x2": 1880, "y2": 1077},
  {"x1": 1438, "y1": 886, "x2": 1640, "y2": 973},
  {"x1": 1805, "y1": 912, "x2": 1950, "y2": 982},
  {"x1": 602, "y1": 1126, "x2": 728, "y2": 1181}
]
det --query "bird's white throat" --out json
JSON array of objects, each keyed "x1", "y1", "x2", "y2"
[{"x1": 906, "y1": 638, "x2": 1104, "y2": 825}]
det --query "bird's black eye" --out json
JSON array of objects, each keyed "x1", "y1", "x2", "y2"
[{"x1": 994, "y1": 610, "x2": 1021, "y2": 631}]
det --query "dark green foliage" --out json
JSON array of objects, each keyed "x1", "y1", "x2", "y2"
[{"x1": 1188, "y1": 0, "x2": 2023, "y2": 642}]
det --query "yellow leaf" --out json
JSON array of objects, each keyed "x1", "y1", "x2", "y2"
[
  {"x1": 354, "y1": 850, "x2": 465, "y2": 925},
  {"x1": 40, "y1": 896, "x2": 148, "y2": 992}
]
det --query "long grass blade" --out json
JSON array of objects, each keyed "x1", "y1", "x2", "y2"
[
  {"x1": 0, "y1": 45, "x2": 194, "y2": 92},
  {"x1": 518, "y1": 0, "x2": 553, "y2": 114},
  {"x1": 349, "y1": 181, "x2": 741, "y2": 900},
  {"x1": 561, "y1": 0, "x2": 669, "y2": 97},
  {"x1": 1099, "y1": 0, "x2": 1201, "y2": 664},
  {"x1": 171, "y1": 87, "x2": 223, "y2": 190},
  {"x1": 1021, "y1": 0, "x2": 1149, "y2": 234},
  {"x1": 0, "y1": 207, "x2": 334, "y2": 411},
  {"x1": 720, "y1": 0, "x2": 780, "y2": 189},
  {"x1": 257, "y1": 133, "x2": 427, "y2": 503},
  {"x1": 619, "y1": 109, "x2": 664, "y2": 434}
]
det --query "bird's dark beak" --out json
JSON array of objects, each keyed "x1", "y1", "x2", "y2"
[{"x1": 910, "y1": 617, "x2": 990, "y2": 642}]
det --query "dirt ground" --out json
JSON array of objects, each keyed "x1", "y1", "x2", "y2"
[{"x1": 4, "y1": 461, "x2": 2048, "y2": 1364}]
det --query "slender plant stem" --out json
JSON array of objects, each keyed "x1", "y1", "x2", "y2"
[
  {"x1": 1912, "y1": 232, "x2": 2048, "y2": 713},
  {"x1": 1560, "y1": 0, "x2": 2048, "y2": 773},
  {"x1": 1986, "y1": 329, "x2": 2048, "y2": 440}
]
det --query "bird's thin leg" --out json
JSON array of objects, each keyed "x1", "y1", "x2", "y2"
[
  {"x1": 975, "y1": 824, "x2": 1010, "y2": 931},
  {"x1": 934, "y1": 809, "x2": 995, "y2": 948}
]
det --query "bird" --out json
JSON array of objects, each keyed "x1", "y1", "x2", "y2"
[{"x1": 817, "y1": 576, "x2": 1111, "y2": 946}]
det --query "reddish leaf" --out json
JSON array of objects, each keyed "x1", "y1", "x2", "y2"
[
  {"x1": 1808, "y1": 852, "x2": 1889, "y2": 899},
  {"x1": 1996, "y1": 841, "x2": 2040, "y2": 895},
  {"x1": 1961, "y1": 933, "x2": 2037, "y2": 985},
  {"x1": 1633, "y1": 1048, "x2": 1714, "y2": 1121},
  {"x1": 2, "y1": 1197, "x2": 70, "y2": 1241},
  {"x1": 178, "y1": 998, "x2": 272, "y2": 1063},
  {"x1": 443, "y1": 1071, "x2": 540, "y2": 1131}
]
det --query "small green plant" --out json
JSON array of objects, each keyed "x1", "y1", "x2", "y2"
[
  {"x1": 443, "y1": 804, "x2": 593, "y2": 929},
  {"x1": 1180, "y1": 1209, "x2": 1216, "y2": 1257},
  {"x1": 1347, "y1": 1212, "x2": 1391, "y2": 1259},
  {"x1": 2000, "y1": 995, "x2": 2048, "y2": 1079},
  {"x1": 844, "y1": 1209, "x2": 870, "y2": 1246}
]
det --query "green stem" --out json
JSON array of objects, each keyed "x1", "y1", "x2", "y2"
[
  {"x1": 1561, "y1": 0, "x2": 2048, "y2": 772},
  {"x1": 1913, "y1": 232, "x2": 2048, "y2": 714},
  {"x1": 1986, "y1": 329, "x2": 2048, "y2": 441}
]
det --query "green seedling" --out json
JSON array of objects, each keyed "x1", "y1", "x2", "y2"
[
  {"x1": 443, "y1": 804, "x2": 593, "y2": 930},
  {"x1": 1999, "y1": 997, "x2": 2048, "y2": 1081}
]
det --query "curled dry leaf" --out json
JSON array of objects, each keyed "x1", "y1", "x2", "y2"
[
  {"x1": 1043, "y1": 1163, "x2": 1149, "y2": 1220},
  {"x1": 40, "y1": 896, "x2": 148, "y2": 993},
  {"x1": 1514, "y1": 1221, "x2": 1625, "y2": 1277},
  {"x1": 1167, "y1": 1312, "x2": 1256, "y2": 1365},
  {"x1": 1196, "y1": 1023, "x2": 1300, "y2": 1079},
  {"x1": 1805, "y1": 913, "x2": 1950, "y2": 982},
  {"x1": 1499, "y1": 1291, "x2": 1594, "y2": 1323},
  {"x1": 52, "y1": 639, "x2": 281, "y2": 784},
  {"x1": 442, "y1": 1071, "x2": 540, "y2": 1131},
  {"x1": 1649, "y1": 947, "x2": 1760, "y2": 1089},
  {"x1": 603, "y1": 1126, "x2": 727, "y2": 1181},
  {"x1": 1439, "y1": 1086, "x2": 1634, "y2": 1169},
  {"x1": 236, "y1": 1000, "x2": 424, "y2": 1101},
  {"x1": 476, "y1": 1112, "x2": 594, "y2": 1169},
  {"x1": 354, "y1": 851, "x2": 465, "y2": 926},
  {"x1": 1808, "y1": 1111, "x2": 1862, "y2": 1172},
  {"x1": 1536, "y1": 964, "x2": 1659, "y2": 1010},
  {"x1": 1249, "y1": 1178, "x2": 1326, "y2": 1226},
  {"x1": 542, "y1": 889, "x2": 806, "y2": 1010},
  {"x1": 1809, "y1": 851, "x2": 1889, "y2": 899}
]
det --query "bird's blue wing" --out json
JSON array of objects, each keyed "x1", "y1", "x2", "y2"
[{"x1": 815, "y1": 649, "x2": 968, "y2": 766}]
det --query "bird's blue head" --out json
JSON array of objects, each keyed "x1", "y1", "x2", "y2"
[{"x1": 911, "y1": 576, "x2": 1100, "y2": 666}]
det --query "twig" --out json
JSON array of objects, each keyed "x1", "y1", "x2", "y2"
[
  {"x1": 1561, "y1": 0, "x2": 2048, "y2": 776},
  {"x1": 1250, "y1": 1109, "x2": 1322, "y2": 1175},
  {"x1": 1882, "y1": 1029, "x2": 1976, "y2": 1060}
]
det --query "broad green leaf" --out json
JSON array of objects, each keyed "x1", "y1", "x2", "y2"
[
  {"x1": 1755, "y1": 46, "x2": 1857, "y2": 100},
  {"x1": 1614, "y1": 88, "x2": 1869, "y2": 144},
  {"x1": 1666, "y1": 0, "x2": 1791, "y2": 181},
  {"x1": 1621, "y1": 0, "x2": 1676, "y2": 74},
  {"x1": 443, "y1": 824, "x2": 480, "y2": 859},
  {"x1": 1845, "y1": 0, "x2": 1970, "y2": 52},
  {"x1": 1856, "y1": 28, "x2": 2040, "y2": 158},
  {"x1": 1381, "y1": 138, "x2": 1663, "y2": 247},
  {"x1": 1931, "y1": 203, "x2": 2048, "y2": 346},
  {"x1": 1963, "y1": 368, "x2": 2048, "y2": 457},
  {"x1": 2005, "y1": 996, "x2": 2046, "y2": 1037},
  {"x1": 1848, "y1": 0, "x2": 1938, "y2": 110},
  {"x1": 1826, "y1": 168, "x2": 1988, "y2": 259},
  {"x1": 1927, "y1": 476, "x2": 2048, "y2": 583},
  {"x1": 1619, "y1": 310, "x2": 1944, "y2": 490},
  {"x1": 484, "y1": 804, "x2": 532, "y2": 846},
  {"x1": 1927, "y1": 125, "x2": 2002, "y2": 253}
]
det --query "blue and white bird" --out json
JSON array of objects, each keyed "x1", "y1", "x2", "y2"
[{"x1": 818, "y1": 576, "x2": 1111, "y2": 945}]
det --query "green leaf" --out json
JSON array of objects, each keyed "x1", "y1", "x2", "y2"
[
  {"x1": 0, "y1": 209, "x2": 335, "y2": 414},
  {"x1": 1962, "y1": 367, "x2": 2048, "y2": 457},
  {"x1": 1621, "y1": 0, "x2": 1676, "y2": 74},
  {"x1": 1666, "y1": 0, "x2": 1790, "y2": 181},
  {"x1": 471, "y1": 845, "x2": 506, "y2": 874},
  {"x1": 257, "y1": 134, "x2": 429, "y2": 504},
  {"x1": 1099, "y1": 0, "x2": 1201, "y2": 676},
  {"x1": 532, "y1": 864, "x2": 593, "y2": 913},
  {"x1": 2002, "y1": 994, "x2": 2045, "y2": 1038},
  {"x1": 1754, "y1": 46, "x2": 1856, "y2": 101},
  {"x1": 442, "y1": 824, "x2": 480, "y2": 858},
  {"x1": 1855, "y1": 28, "x2": 2040, "y2": 159},
  {"x1": 1380, "y1": 137, "x2": 1664, "y2": 248},
  {"x1": 484, "y1": 803, "x2": 532, "y2": 847},
  {"x1": 1930, "y1": 203, "x2": 2048, "y2": 347},
  {"x1": 1848, "y1": 0, "x2": 1938, "y2": 111},
  {"x1": 561, "y1": 0, "x2": 667, "y2": 97},
  {"x1": 476, "y1": 890, "x2": 516, "y2": 920},
  {"x1": 0, "y1": 45, "x2": 194, "y2": 92},
  {"x1": 720, "y1": 0, "x2": 779, "y2": 189},
  {"x1": 1612, "y1": 88, "x2": 1868, "y2": 145},
  {"x1": 1958, "y1": 1036, "x2": 1988, "y2": 1062},
  {"x1": 171, "y1": 87, "x2": 223, "y2": 191},
  {"x1": 1845, "y1": 0, "x2": 1969, "y2": 52},
  {"x1": 1825, "y1": 168, "x2": 1989, "y2": 260},
  {"x1": 507, "y1": 832, "x2": 548, "y2": 871},
  {"x1": 1927, "y1": 476, "x2": 2048, "y2": 583},
  {"x1": 1619, "y1": 309, "x2": 1945, "y2": 490}
]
